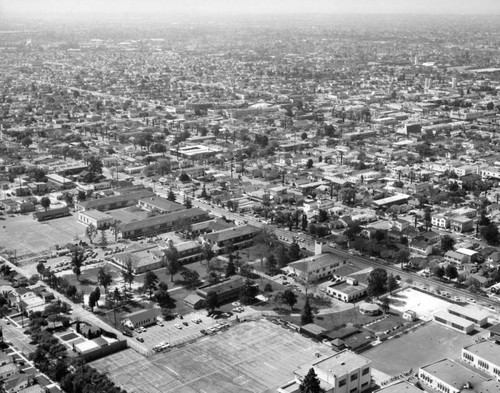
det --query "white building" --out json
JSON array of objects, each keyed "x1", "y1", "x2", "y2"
[
  {"x1": 278, "y1": 350, "x2": 372, "y2": 393},
  {"x1": 462, "y1": 341, "x2": 500, "y2": 380},
  {"x1": 78, "y1": 210, "x2": 114, "y2": 229}
]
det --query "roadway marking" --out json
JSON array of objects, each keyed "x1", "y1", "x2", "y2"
[{"x1": 164, "y1": 366, "x2": 179, "y2": 376}]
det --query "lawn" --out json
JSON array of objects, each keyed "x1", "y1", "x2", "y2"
[
  {"x1": 61, "y1": 264, "x2": 123, "y2": 295},
  {"x1": 362, "y1": 322, "x2": 479, "y2": 376}
]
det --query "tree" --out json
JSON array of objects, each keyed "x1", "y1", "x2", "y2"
[
  {"x1": 344, "y1": 223, "x2": 362, "y2": 241},
  {"x1": 299, "y1": 368, "x2": 323, "y2": 393},
  {"x1": 306, "y1": 158, "x2": 314, "y2": 169},
  {"x1": 301, "y1": 214, "x2": 308, "y2": 231},
  {"x1": 164, "y1": 245, "x2": 180, "y2": 282},
  {"x1": 122, "y1": 258, "x2": 135, "y2": 290},
  {"x1": 301, "y1": 132, "x2": 308, "y2": 141},
  {"x1": 381, "y1": 297, "x2": 390, "y2": 313},
  {"x1": 85, "y1": 223, "x2": 97, "y2": 244},
  {"x1": 77, "y1": 190, "x2": 86, "y2": 202},
  {"x1": 289, "y1": 242, "x2": 301, "y2": 262},
  {"x1": 205, "y1": 291, "x2": 219, "y2": 312},
  {"x1": 99, "y1": 229, "x2": 107, "y2": 247},
  {"x1": 88, "y1": 291, "x2": 97, "y2": 312},
  {"x1": 239, "y1": 279, "x2": 259, "y2": 305},
  {"x1": 36, "y1": 262, "x2": 45, "y2": 276},
  {"x1": 386, "y1": 274, "x2": 398, "y2": 294},
  {"x1": 339, "y1": 187, "x2": 356, "y2": 205},
  {"x1": 225, "y1": 260, "x2": 236, "y2": 278},
  {"x1": 88, "y1": 155, "x2": 103, "y2": 177},
  {"x1": 143, "y1": 271, "x2": 159, "y2": 299},
  {"x1": 441, "y1": 235, "x2": 455, "y2": 252},
  {"x1": 97, "y1": 266, "x2": 113, "y2": 293},
  {"x1": 482, "y1": 223, "x2": 500, "y2": 245},
  {"x1": 201, "y1": 243, "x2": 214, "y2": 266},
  {"x1": 433, "y1": 265, "x2": 445, "y2": 280},
  {"x1": 154, "y1": 288, "x2": 171, "y2": 308},
  {"x1": 424, "y1": 207, "x2": 432, "y2": 231},
  {"x1": 21, "y1": 136, "x2": 33, "y2": 148},
  {"x1": 317, "y1": 209, "x2": 328, "y2": 223},
  {"x1": 301, "y1": 299, "x2": 314, "y2": 325},
  {"x1": 178, "y1": 173, "x2": 191, "y2": 182},
  {"x1": 184, "y1": 197, "x2": 192, "y2": 209},
  {"x1": 367, "y1": 268, "x2": 388, "y2": 298},
  {"x1": 40, "y1": 196, "x2": 51, "y2": 211},
  {"x1": 71, "y1": 249, "x2": 84, "y2": 281},
  {"x1": 63, "y1": 193, "x2": 74, "y2": 207},
  {"x1": 445, "y1": 264, "x2": 459, "y2": 280},
  {"x1": 167, "y1": 189, "x2": 176, "y2": 202},
  {"x1": 275, "y1": 289, "x2": 297, "y2": 311},
  {"x1": 395, "y1": 249, "x2": 410, "y2": 269},
  {"x1": 181, "y1": 268, "x2": 200, "y2": 289}
]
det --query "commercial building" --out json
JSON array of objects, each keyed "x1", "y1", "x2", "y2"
[
  {"x1": 449, "y1": 216, "x2": 474, "y2": 233},
  {"x1": 119, "y1": 208, "x2": 209, "y2": 239},
  {"x1": 78, "y1": 210, "x2": 114, "y2": 229},
  {"x1": 278, "y1": 350, "x2": 372, "y2": 393},
  {"x1": 45, "y1": 173, "x2": 74, "y2": 190},
  {"x1": 462, "y1": 341, "x2": 500, "y2": 380}
]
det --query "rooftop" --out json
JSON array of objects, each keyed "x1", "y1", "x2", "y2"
[{"x1": 463, "y1": 340, "x2": 500, "y2": 363}]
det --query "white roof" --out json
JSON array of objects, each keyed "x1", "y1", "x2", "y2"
[
  {"x1": 75, "y1": 340, "x2": 99, "y2": 354},
  {"x1": 456, "y1": 248, "x2": 478, "y2": 256}
]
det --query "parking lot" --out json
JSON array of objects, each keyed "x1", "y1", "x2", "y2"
[
  {"x1": 92, "y1": 319, "x2": 330, "y2": 393},
  {"x1": 132, "y1": 310, "x2": 233, "y2": 350}
]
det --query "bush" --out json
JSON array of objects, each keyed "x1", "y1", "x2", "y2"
[{"x1": 264, "y1": 283, "x2": 273, "y2": 292}]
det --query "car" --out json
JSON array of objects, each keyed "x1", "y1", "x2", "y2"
[
  {"x1": 156, "y1": 321, "x2": 164, "y2": 327},
  {"x1": 200, "y1": 329, "x2": 208, "y2": 335},
  {"x1": 136, "y1": 337, "x2": 144, "y2": 343},
  {"x1": 122, "y1": 330, "x2": 133, "y2": 337},
  {"x1": 174, "y1": 324, "x2": 182, "y2": 329},
  {"x1": 455, "y1": 296, "x2": 461, "y2": 302},
  {"x1": 135, "y1": 328, "x2": 142, "y2": 333},
  {"x1": 182, "y1": 321, "x2": 188, "y2": 326}
]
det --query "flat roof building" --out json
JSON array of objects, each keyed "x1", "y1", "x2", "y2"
[
  {"x1": 434, "y1": 310, "x2": 474, "y2": 334},
  {"x1": 75, "y1": 189, "x2": 155, "y2": 212},
  {"x1": 462, "y1": 340, "x2": 500, "y2": 380}
]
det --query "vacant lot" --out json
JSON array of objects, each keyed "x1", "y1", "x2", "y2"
[
  {"x1": 91, "y1": 319, "x2": 330, "y2": 393},
  {"x1": 0, "y1": 213, "x2": 84, "y2": 256},
  {"x1": 363, "y1": 322, "x2": 479, "y2": 376}
]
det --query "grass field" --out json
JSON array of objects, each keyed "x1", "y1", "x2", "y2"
[
  {"x1": 362, "y1": 322, "x2": 479, "y2": 376},
  {"x1": 91, "y1": 319, "x2": 330, "y2": 393}
]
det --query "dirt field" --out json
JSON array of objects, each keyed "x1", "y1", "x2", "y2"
[
  {"x1": 0, "y1": 213, "x2": 84, "y2": 256},
  {"x1": 91, "y1": 319, "x2": 331, "y2": 393}
]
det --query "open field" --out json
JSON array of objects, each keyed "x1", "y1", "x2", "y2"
[
  {"x1": 91, "y1": 319, "x2": 330, "y2": 393},
  {"x1": 0, "y1": 213, "x2": 84, "y2": 256},
  {"x1": 363, "y1": 322, "x2": 479, "y2": 376}
]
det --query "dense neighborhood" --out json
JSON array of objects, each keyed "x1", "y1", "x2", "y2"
[{"x1": 0, "y1": 6, "x2": 500, "y2": 393}]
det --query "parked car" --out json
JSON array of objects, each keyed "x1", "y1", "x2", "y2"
[{"x1": 136, "y1": 337, "x2": 144, "y2": 343}]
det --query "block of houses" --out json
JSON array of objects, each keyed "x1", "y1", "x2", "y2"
[
  {"x1": 121, "y1": 309, "x2": 159, "y2": 330},
  {"x1": 278, "y1": 350, "x2": 372, "y2": 393}
]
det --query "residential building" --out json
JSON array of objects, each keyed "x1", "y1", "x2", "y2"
[
  {"x1": 444, "y1": 250, "x2": 469, "y2": 266},
  {"x1": 278, "y1": 350, "x2": 372, "y2": 393},
  {"x1": 432, "y1": 214, "x2": 450, "y2": 229},
  {"x1": 449, "y1": 216, "x2": 474, "y2": 233},
  {"x1": 3, "y1": 373, "x2": 30, "y2": 393}
]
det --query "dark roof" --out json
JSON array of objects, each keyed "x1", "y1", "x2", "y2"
[
  {"x1": 123, "y1": 309, "x2": 158, "y2": 324},
  {"x1": 197, "y1": 275, "x2": 245, "y2": 297},
  {"x1": 204, "y1": 225, "x2": 260, "y2": 244},
  {"x1": 77, "y1": 189, "x2": 154, "y2": 210},
  {"x1": 121, "y1": 208, "x2": 207, "y2": 232},
  {"x1": 33, "y1": 206, "x2": 70, "y2": 218}
]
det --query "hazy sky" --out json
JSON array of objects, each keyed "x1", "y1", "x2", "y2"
[{"x1": 2, "y1": 0, "x2": 500, "y2": 17}]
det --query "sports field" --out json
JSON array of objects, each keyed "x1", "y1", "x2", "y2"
[
  {"x1": 91, "y1": 319, "x2": 330, "y2": 393},
  {"x1": 363, "y1": 322, "x2": 478, "y2": 376},
  {"x1": 0, "y1": 213, "x2": 83, "y2": 255}
]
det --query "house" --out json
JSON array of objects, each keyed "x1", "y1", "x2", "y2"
[
  {"x1": 327, "y1": 278, "x2": 368, "y2": 303},
  {"x1": 444, "y1": 250, "x2": 469, "y2": 266},
  {"x1": 278, "y1": 350, "x2": 372, "y2": 393},
  {"x1": 408, "y1": 240, "x2": 434, "y2": 256},
  {"x1": 455, "y1": 248, "x2": 479, "y2": 263},
  {"x1": 121, "y1": 309, "x2": 159, "y2": 329},
  {"x1": 17, "y1": 386, "x2": 47, "y2": 393},
  {"x1": 17, "y1": 291, "x2": 45, "y2": 313},
  {"x1": 0, "y1": 363, "x2": 19, "y2": 381},
  {"x1": 3, "y1": 374, "x2": 30, "y2": 393},
  {"x1": 113, "y1": 246, "x2": 163, "y2": 274},
  {"x1": 431, "y1": 213, "x2": 450, "y2": 229}
]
